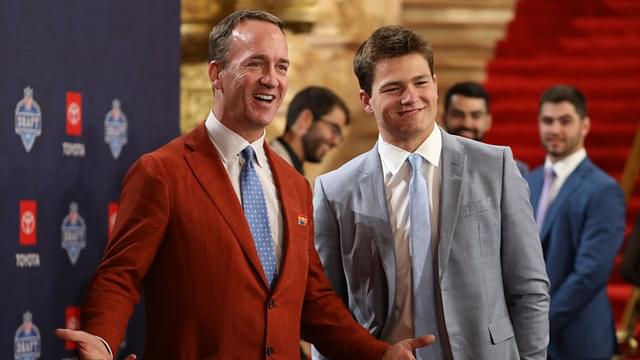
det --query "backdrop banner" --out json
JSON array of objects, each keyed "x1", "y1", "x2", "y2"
[{"x1": 0, "y1": 1, "x2": 180, "y2": 358}]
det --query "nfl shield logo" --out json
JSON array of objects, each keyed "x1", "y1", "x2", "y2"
[
  {"x1": 14, "y1": 87, "x2": 42, "y2": 153},
  {"x1": 14, "y1": 311, "x2": 41, "y2": 360},
  {"x1": 61, "y1": 202, "x2": 87, "y2": 265},
  {"x1": 104, "y1": 99, "x2": 128, "y2": 159}
]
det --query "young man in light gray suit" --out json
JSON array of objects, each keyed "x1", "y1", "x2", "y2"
[{"x1": 313, "y1": 25, "x2": 550, "y2": 360}]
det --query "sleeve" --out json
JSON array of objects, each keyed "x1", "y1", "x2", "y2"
[
  {"x1": 312, "y1": 177, "x2": 349, "y2": 304},
  {"x1": 299, "y1": 179, "x2": 389, "y2": 360},
  {"x1": 81, "y1": 153, "x2": 170, "y2": 352},
  {"x1": 548, "y1": 180, "x2": 626, "y2": 336},
  {"x1": 500, "y1": 147, "x2": 551, "y2": 360}
]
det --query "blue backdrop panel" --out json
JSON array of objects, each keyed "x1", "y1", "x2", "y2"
[{"x1": 0, "y1": 0, "x2": 180, "y2": 358}]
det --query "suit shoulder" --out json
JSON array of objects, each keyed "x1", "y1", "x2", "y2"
[
  {"x1": 141, "y1": 132, "x2": 189, "y2": 162},
  {"x1": 316, "y1": 151, "x2": 370, "y2": 191},
  {"x1": 269, "y1": 148, "x2": 309, "y2": 188},
  {"x1": 448, "y1": 135, "x2": 510, "y2": 172},
  {"x1": 451, "y1": 135, "x2": 506, "y2": 158},
  {"x1": 526, "y1": 166, "x2": 545, "y2": 180},
  {"x1": 584, "y1": 160, "x2": 622, "y2": 191}
]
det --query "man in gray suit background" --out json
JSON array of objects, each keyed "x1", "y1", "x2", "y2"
[{"x1": 313, "y1": 25, "x2": 549, "y2": 359}]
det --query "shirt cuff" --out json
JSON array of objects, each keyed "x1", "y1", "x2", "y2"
[{"x1": 95, "y1": 335, "x2": 113, "y2": 359}]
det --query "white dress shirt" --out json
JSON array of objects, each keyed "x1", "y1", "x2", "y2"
[
  {"x1": 544, "y1": 148, "x2": 587, "y2": 205},
  {"x1": 378, "y1": 126, "x2": 442, "y2": 343},
  {"x1": 205, "y1": 111, "x2": 284, "y2": 267}
]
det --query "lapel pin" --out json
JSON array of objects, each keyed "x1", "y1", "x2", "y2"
[{"x1": 297, "y1": 215, "x2": 308, "y2": 226}]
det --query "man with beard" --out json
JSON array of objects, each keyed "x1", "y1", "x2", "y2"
[
  {"x1": 442, "y1": 81, "x2": 529, "y2": 176},
  {"x1": 526, "y1": 84, "x2": 625, "y2": 360},
  {"x1": 271, "y1": 86, "x2": 349, "y2": 175}
]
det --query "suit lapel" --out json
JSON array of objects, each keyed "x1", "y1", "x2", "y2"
[
  {"x1": 264, "y1": 144, "x2": 303, "y2": 293},
  {"x1": 528, "y1": 169, "x2": 544, "y2": 214},
  {"x1": 540, "y1": 158, "x2": 592, "y2": 240},
  {"x1": 183, "y1": 124, "x2": 270, "y2": 289},
  {"x1": 359, "y1": 145, "x2": 397, "y2": 333},
  {"x1": 438, "y1": 133, "x2": 465, "y2": 280}
]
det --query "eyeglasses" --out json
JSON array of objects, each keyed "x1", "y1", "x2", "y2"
[{"x1": 317, "y1": 117, "x2": 343, "y2": 139}]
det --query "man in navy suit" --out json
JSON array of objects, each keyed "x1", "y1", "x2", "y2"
[{"x1": 526, "y1": 84, "x2": 625, "y2": 359}]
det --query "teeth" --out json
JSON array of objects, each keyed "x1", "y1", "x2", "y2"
[{"x1": 254, "y1": 94, "x2": 274, "y2": 101}]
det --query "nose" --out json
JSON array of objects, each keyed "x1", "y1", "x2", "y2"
[
  {"x1": 400, "y1": 86, "x2": 417, "y2": 105},
  {"x1": 546, "y1": 120, "x2": 562, "y2": 133},
  {"x1": 462, "y1": 113, "x2": 474, "y2": 128},
  {"x1": 260, "y1": 65, "x2": 279, "y2": 88},
  {"x1": 329, "y1": 132, "x2": 343, "y2": 147}
]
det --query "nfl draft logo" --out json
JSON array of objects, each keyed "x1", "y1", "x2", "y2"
[
  {"x1": 14, "y1": 311, "x2": 41, "y2": 360},
  {"x1": 14, "y1": 87, "x2": 42, "y2": 153},
  {"x1": 104, "y1": 99, "x2": 128, "y2": 159},
  {"x1": 61, "y1": 202, "x2": 86, "y2": 265}
]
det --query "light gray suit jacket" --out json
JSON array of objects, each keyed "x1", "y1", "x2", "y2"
[{"x1": 313, "y1": 131, "x2": 549, "y2": 359}]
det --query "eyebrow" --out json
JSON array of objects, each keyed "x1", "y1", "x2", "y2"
[
  {"x1": 245, "y1": 54, "x2": 290, "y2": 66},
  {"x1": 541, "y1": 113, "x2": 574, "y2": 119},
  {"x1": 378, "y1": 74, "x2": 431, "y2": 89}
]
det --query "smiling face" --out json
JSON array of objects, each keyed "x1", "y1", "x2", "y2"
[
  {"x1": 360, "y1": 53, "x2": 438, "y2": 151},
  {"x1": 444, "y1": 94, "x2": 492, "y2": 141},
  {"x1": 209, "y1": 20, "x2": 289, "y2": 141},
  {"x1": 538, "y1": 100, "x2": 590, "y2": 162},
  {"x1": 302, "y1": 105, "x2": 348, "y2": 162}
]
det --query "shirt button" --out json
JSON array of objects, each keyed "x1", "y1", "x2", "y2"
[
  {"x1": 267, "y1": 298, "x2": 276, "y2": 310},
  {"x1": 266, "y1": 346, "x2": 274, "y2": 356}
]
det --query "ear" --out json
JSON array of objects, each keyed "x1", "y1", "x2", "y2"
[
  {"x1": 359, "y1": 89, "x2": 374, "y2": 114},
  {"x1": 432, "y1": 74, "x2": 438, "y2": 99},
  {"x1": 291, "y1": 109, "x2": 313, "y2": 136},
  {"x1": 485, "y1": 113, "x2": 493, "y2": 132},
  {"x1": 581, "y1": 116, "x2": 591, "y2": 137},
  {"x1": 208, "y1": 61, "x2": 223, "y2": 90}
]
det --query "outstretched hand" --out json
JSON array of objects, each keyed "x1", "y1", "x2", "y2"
[
  {"x1": 55, "y1": 328, "x2": 136, "y2": 360},
  {"x1": 381, "y1": 335, "x2": 436, "y2": 360}
]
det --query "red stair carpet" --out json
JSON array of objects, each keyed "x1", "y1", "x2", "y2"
[{"x1": 484, "y1": 0, "x2": 640, "y2": 355}]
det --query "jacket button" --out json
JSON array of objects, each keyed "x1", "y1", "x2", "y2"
[
  {"x1": 267, "y1": 298, "x2": 276, "y2": 310},
  {"x1": 266, "y1": 346, "x2": 274, "y2": 356}
]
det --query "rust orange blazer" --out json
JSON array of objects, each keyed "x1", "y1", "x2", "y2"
[{"x1": 81, "y1": 124, "x2": 387, "y2": 359}]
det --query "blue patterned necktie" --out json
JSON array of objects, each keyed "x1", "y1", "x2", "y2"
[
  {"x1": 240, "y1": 146, "x2": 278, "y2": 289},
  {"x1": 408, "y1": 153, "x2": 442, "y2": 359}
]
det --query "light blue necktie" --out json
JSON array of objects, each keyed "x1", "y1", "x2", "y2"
[
  {"x1": 408, "y1": 153, "x2": 442, "y2": 360},
  {"x1": 240, "y1": 146, "x2": 278, "y2": 289},
  {"x1": 535, "y1": 166, "x2": 556, "y2": 231}
]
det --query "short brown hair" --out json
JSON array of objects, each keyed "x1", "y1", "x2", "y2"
[
  {"x1": 208, "y1": 10, "x2": 284, "y2": 67},
  {"x1": 353, "y1": 25, "x2": 434, "y2": 96},
  {"x1": 539, "y1": 84, "x2": 588, "y2": 119}
]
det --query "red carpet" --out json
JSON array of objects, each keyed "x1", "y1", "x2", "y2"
[{"x1": 484, "y1": 0, "x2": 640, "y2": 354}]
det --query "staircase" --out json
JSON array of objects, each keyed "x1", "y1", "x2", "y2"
[{"x1": 484, "y1": 0, "x2": 640, "y2": 352}]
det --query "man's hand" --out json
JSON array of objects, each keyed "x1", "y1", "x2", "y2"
[
  {"x1": 55, "y1": 328, "x2": 136, "y2": 360},
  {"x1": 381, "y1": 335, "x2": 436, "y2": 360}
]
